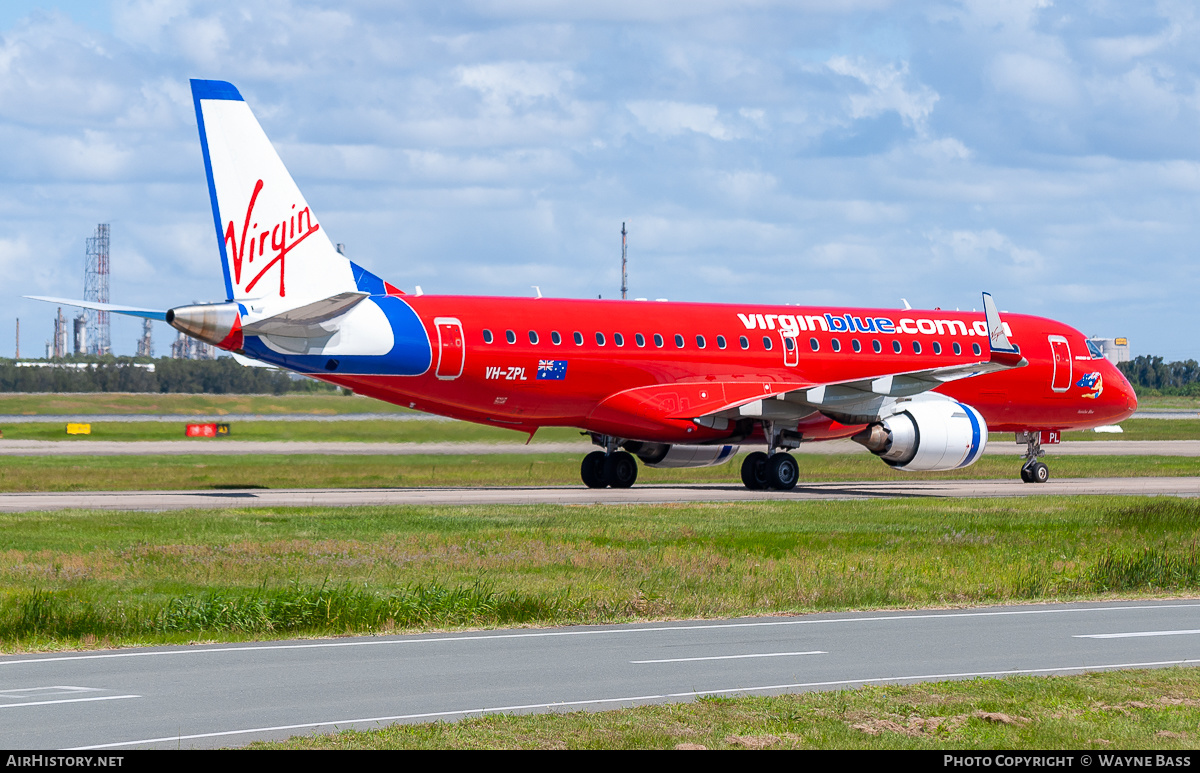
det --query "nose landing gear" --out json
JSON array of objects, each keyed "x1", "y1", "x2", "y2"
[{"x1": 1018, "y1": 431, "x2": 1050, "y2": 483}]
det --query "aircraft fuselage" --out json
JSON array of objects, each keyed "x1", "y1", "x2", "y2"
[{"x1": 284, "y1": 295, "x2": 1136, "y2": 445}]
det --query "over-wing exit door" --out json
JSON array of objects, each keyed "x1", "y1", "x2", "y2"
[{"x1": 780, "y1": 332, "x2": 799, "y2": 367}]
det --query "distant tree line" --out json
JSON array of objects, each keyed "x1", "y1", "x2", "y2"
[
  {"x1": 1118, "y1": 356, "x2": 1200, "y2": 396},
  {"x1": 0, "y1": 357, "x2": 339, "y2": 394}
]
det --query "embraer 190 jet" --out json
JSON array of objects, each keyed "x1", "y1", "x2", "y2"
[{"x1": 30, "y1": 80, "x2": 1139, "y2": 490}]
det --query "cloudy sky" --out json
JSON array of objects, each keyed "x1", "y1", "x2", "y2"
[{"x1": 1, "y1": 1, "x2": 1197, "y2": 359}]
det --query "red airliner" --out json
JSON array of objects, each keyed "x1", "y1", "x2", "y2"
[{"x1": 31, "y1": 80, "x2": 1139, "y2": 490}]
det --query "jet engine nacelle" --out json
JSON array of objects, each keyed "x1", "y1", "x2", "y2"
[
  {"x1": 627, "y1": 442, "x2": 739, "y2": 469},
  {"x1": 851, "y1": 395, "x2": 987, "y2": 471}
]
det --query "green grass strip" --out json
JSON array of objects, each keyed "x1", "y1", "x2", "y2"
[
  {"x1": 6, "y1": 496, "x2": 1200, "y2": 651},
  {"x1": 253, "y1": 667, "x2": 1200, "y2": 749},
  {"x1": 1, "y1": 452, "x2": 1197, "y2": 492}
]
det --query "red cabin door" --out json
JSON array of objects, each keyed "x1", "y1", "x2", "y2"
[
  {"x1": 1049, "y1": 335, "x2": 1071, "y2": 393},
  {"x1": 434, "y1": 317, "x2": 464, "y2": 380}
]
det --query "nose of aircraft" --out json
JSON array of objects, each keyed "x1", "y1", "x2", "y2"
[{"x1": 1111, "y1": 361, "x2": 1138, "y2": 416}]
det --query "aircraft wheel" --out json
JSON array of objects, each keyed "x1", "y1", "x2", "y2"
[
  {"x1": 605, "y1": 451, "x2": 638, "y2": 489},
  {"x1": 741, "y1": 452, "x2": 769, "y2": 490},
  {"x1": 581, "y1": 451, "x2": 608, "y2": 488},
  {"x1": 767, "y1": 452, "x2": 799, "y2": 491},
  {"x1": 1020, "y1": 465, "x2": 1034, "y2": 483},
  {"x1": 1031, "y1": 462, "x2": 1049, "y2": 483}
]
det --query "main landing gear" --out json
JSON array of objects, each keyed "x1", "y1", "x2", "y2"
[
  {"x1": 740, "y1": 420, "x2": 800, "y2": 491},
  {"x1": 581, "y1": 448, "x2": 638, "y2": 489},
  {"x1": 740, "y1": 451, "x2": 799, "y2": 490},
  {"x1": 1018, "y1": 431, "x2": 1050, "y2": 484}
]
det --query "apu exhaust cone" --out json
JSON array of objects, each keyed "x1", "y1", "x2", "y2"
[{"x1": 166, "y1": 302, "x2": 244, "y2": 351}]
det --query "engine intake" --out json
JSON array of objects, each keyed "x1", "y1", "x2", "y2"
[{"x1": 851, "y1": 396, "x2": 987, "y2": 471}]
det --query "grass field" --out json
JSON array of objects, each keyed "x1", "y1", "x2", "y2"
[
  {"x1": 1061, "y1": 419, "x2": 1200, "y2": 441},
  {"x1": 0, "y1": 392, "x2": 404, "y2": 415},
  {"x1": 257, "y1": 667, "x2": 1200, "y2": 749},
  {"x1": 4, "y1": 392, "x2": 1198, "y2": 749},
  {"x1": 2, "y1": 417, "x2": 1199, "y2": 443},
  {"x1": 4, "y1": 496, "x2": 1200, "y2": 652},
  {"x1": 0, "y1": 391, "x2": 1194, "y2": 415},
  {"x1": 0, "y1": 418, "x2": 583, "y2": 443},
  {"x1": 1135, "y1": 395, "x2": 1200, "y2": 411},
  {"x1": 0, "y1": 452, "x2": 1197, "y2": 492}
]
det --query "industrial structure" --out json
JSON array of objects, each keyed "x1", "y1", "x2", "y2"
[
  {"x1": 84, "y1": 223, "x2": 112, "y2": 356},
  {"x1": 136, "y1": 319, "x2": 154, "y2": 358},
  {"x1": 1088, "y1": 337, "x2": 1131, "y2": 365},
  {"x1": 170, "y1": 328, "x2": 215, "y2": 360}
]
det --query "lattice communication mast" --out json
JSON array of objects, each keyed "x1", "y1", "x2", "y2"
[{"x1": 84, "y1": 223, "x2": 111, "y2": 355}]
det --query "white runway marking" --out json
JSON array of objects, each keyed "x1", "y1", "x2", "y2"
[
  {"x1": 68, "y1": 657, "x2": 1200, "y2": 750},
  {"x1": 1075, "y1": 629, "x2": 1200, "y2": 639},
  {"x1": 0, "y1": 695, "x2": 140, "y2": 709},
  {"x1": 0, "y1": 686, "x2": 99, "y2": 698},
  {"x1": 0, "y1": 686, "x2": 140, "y2": 710},
  {"x1": 631, "y1": 650, "x2": 826, "y2": 664},
  {"x1": 6, "y1": 602, "x2": 1199, "y2": 667}
]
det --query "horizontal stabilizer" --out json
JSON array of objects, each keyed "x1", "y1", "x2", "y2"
[
  {"x1": 24, "y1": 296, "x2": 167, "y2": 321},
  {"x1": 241, "y1": 292, "x2": 369, "y2": 338}
]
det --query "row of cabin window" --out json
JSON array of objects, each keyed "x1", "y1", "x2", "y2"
[{"x1": 480, "y1": 329, "x2": 983, "y2": 357}]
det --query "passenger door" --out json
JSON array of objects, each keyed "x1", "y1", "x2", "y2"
[
  {"x1": 434, "y1": 317, "x2": 464, "y2": 380},
  {"x1": 1048, "y1": 335, "x2": 1071, "y2": 393}
]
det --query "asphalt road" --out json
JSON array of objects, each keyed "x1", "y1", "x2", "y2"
[
  {"x1": 2, "y1": 600, "x2": 1198, "y2": 749},
  {"x1": 0, "y1": 410, "x2": 1187, "y2": 423},
  {"x1": 1, "y1": 477, "x2": 1198, "y2": 513}
]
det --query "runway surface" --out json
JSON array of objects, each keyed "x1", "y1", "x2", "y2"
[
  {"x1": 2, "y1": 477, "x2": 1198, "y2": 513},
  {"x1": 0, "y1": 412, "x2": 444, "y2": 423},
  {"x1": 2, "y1": 600, "x2": 1198, "y2": 749},
  {"x1": 0, "y1": 410, "x2": 1188, "y2": 423},
  {"x1": 4, "y1": 438, "x2": 1200, "y2": 456}
]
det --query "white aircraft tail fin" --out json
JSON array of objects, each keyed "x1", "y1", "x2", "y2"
[{"x1": 191, "y1": 79, "x2": 362, "y2": 307}]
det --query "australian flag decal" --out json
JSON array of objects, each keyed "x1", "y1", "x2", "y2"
[{"x1": 537, "y1": 359, "x2": 568, "y2": 380}]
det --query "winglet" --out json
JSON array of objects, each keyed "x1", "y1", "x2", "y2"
[{"x1": 982, "y1": 292, "x2": 1025, "y2": 367}]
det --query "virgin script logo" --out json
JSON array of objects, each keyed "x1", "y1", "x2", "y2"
[{"x1": 224, "y1": 179, "x2": 320, "y2": 297}]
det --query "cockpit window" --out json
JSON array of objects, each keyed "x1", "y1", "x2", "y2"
[{"x1": 1087, "y1": 340, "x2": 1105, "y2": 359}]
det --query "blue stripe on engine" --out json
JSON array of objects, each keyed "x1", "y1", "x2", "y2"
[{"x1": 957, "y1": 403, "x2": 982, "y2": 468}]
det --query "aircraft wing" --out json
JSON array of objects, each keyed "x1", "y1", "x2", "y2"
[
  {"x1": 24, "y1": 296, "x2": 168, "y2": 321},
  {"x1": 694, "y1": 291, "x2": 1028, "y2": 426}
]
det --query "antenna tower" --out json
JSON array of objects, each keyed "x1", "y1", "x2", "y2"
[
  {"x1": 620, "y1": 222, "x2": 628, "y2": 300},
  {"x1": 84, "y1": 223, "x2": 111, "y2": 355}
]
